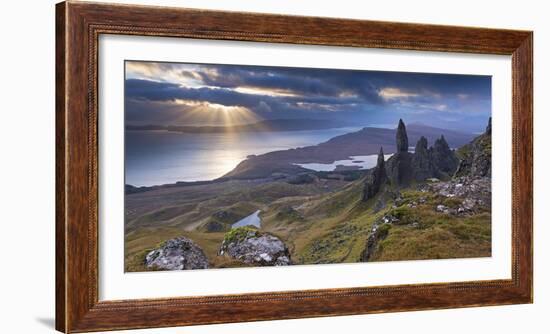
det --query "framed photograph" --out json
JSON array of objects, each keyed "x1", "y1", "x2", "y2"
[{"x1": 56, "y1": 1, "x2": 532, "y2": 332}]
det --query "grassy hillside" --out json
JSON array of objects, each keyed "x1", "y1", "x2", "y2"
[
  {"x1": 366, "y1": 189, "x2": 491, "y2": 261},
  {"x1": 124, "y1": 178, "x2": 347, "y2": 271},
  {"x1": 125, "y1": 172, "x2": 491, "y2": 271}
]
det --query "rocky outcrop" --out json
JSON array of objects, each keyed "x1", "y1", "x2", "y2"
[
  {"x1": 145, "y1": 237, "x2": 209, "y2": 270},
  {"x1": 219, "y1": 227, "x2": 291, "y2": 266},
  {"x1": 362, "y1": 147, "x2": 388, "y2": 201},
  {"x1": 386, "y1": 119, "x2": 414, "y2": 186},
  {"x1": 454, "y1": 117, "x2": 491, "y2": 178},
  {"x1": 360, "y1": 222, "x2": 391, "y2": 262},
  {"x1": 359, "y1": 118, "x2": 491, "y2": 262},
  {"x1": 422, "y1": 176, "x2": 491, "y2": 214},
  {"x1": 411, "y1": 136, "x2": 434, "y2": 181},
  {"x1": 386, "y1": 120, "x2": 460, "y2": 185},
  {"x1": 396, "y1": 119, "x2": 409, "y2": 152},
  {"x1": 363, "y1": 118, "x2": 481, "y2": 197},
  {"x1": 386, "y1": 152, "x2": 413, "y2": 186},
  {"x1": 431, "y1": 135, "x2": 459, "y2": 175},
  {"x1": 361, "y1": 120, "x2": 427, "y2": 199}
]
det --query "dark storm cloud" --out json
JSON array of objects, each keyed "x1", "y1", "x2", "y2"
[
  {"x1": 189, "y1": 65, "x2": 386, "y2": 104},
  {"x1": 125, "y1": 78, "x2": 363, "y2": 113},
  {"x1": 186, "y1": 64, "x2": 490, "y2": 102},
  {"x1": 126, "y1": 79, "x2": 260, "y2": 106},
  {"x1": 192, "y1": 67, "x2": 351, "y2": 98},
  {"x1": 125, "y1": 61, "x2": 492, "y2": 132}
]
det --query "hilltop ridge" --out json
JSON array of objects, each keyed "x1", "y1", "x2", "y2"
[{"x1": 222, "y1": 123, "x2": 473, "y2": 180}]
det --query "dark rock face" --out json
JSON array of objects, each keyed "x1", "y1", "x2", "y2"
[
  {"x1": 431, "y1": 135, "x2": 459, "y2": 175},
  {"x1": 415, "y1": 135, "x2": 428, "y2": 153},
  {"x1": 362, "y1": 147, "x2": 388, "y2": 201},
  {"x1": 386, "y1": 151, "x2": 413, "y2": 187},
  {"x1": 145, "y1": 237, "x2": 209, "y2": 270},
  {"x1": 365, "y1": 118, "x2": 470, "y2": 190},
  {"x1": 219, "y1": 228, "x2": 291, "y2": 266},
  {"x1": 411, "y1": 136, "x2": 434, "y2": 181},
  {"x1": 386, "y1": 120, "x2": 414, "y2": 186},
  {"x1": 396, "y1": 119, "x2": 409, "y2": 152},
  {"x1": 360, "y1": 223, "x2": 391, "y2": 262},
  {"x1": 454, "y1": 118, "x2": 491, "y2": 178},
  {"x1": 386, "y1": 121, "x2": 460, "y2": 185}
]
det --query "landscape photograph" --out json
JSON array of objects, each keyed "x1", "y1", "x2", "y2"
[{"x1": 124, "y1": 60, "x2": 492, "y2": 272}]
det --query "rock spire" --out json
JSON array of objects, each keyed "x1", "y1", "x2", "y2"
[
  {"x1": 431, "y1": 135, "x2": 458, "y2": 174},
  {"x1": 362, "y1": 147, "x2": 388, "y2": 201},
  {"x1": 411, "y1": 136, "x2": 433, "y2": 181},
  {"x1": 485, "y1": 117, "x2": 492, "y2": 136},
  {"x1": 396, "y1": 119, "x2": 409, "y2": 152}
]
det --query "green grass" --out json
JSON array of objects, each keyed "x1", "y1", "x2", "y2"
[
  {"x1": 125, "y1": 176, "x2": 492, "y2": 271},
  {"x1": 294, "y1": 187, "x2": 491, "y2": 264},
  {"x1": 456, "y1": 132, "x2": 491, "y2": 161},
  {"x1": 372, "y1": 216, "x2": 491, "y2": 261},
  {"x1": 124, "y1": 227, "x2": 229, "y2": 271},
  {"x1": 223, "y1": 226, "x2": 259, "y2": 244},
  {"x1": 197, "y1": 202, "x2": 260, "y2": 233},
  {"x1": 366, "y1": 190, "x2": 491, "y2": 262},
  {"x1": 298, "y1": 221, "x2": 365, "y2": 264}
]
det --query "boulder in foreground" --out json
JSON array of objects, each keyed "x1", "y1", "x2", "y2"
[
  {"x1": 219, "y1": 227, "x2": 291, "y2": 266},
  {"x1": 145, "y1": 237, "x2": 209, "y2": 270}
]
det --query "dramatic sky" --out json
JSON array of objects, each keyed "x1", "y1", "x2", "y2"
[{"x1": 125, "y1": 61, "x2": 491, "y2": 133}]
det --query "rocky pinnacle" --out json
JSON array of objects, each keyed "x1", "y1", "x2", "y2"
[
  {"x1": 412, "y1": 136, "x2": 433, "y2": 181},
  {"x1": 363, "y1": 147, "x2": 387, "y2": 201},
  {"x1": 396, "y1": 119, "x2": 409, "y2": 152},
  {"x1": 377, "y1": 146, "x2": 385, "y2": 168},
  {"x1": 432, "y1": 135, "x2": 458, "y2": 174},
  {"x1": 415, "y1": 136, "x2": 428, "y2": 153}
]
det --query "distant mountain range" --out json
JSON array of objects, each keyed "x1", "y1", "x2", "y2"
[
  {"x1": 126, "y1": 119, "x2": 350, "y2": 133},
  {"x1": 221, "y1": 123, "x2": 476, "y2": 180},
  {"x1": 125, "y1": 121, "x2": 477, "y2": 187}
]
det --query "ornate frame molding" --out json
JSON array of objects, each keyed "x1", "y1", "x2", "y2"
[{"x1": 56, "y1": 1, "x2": 532, "y2": 332}]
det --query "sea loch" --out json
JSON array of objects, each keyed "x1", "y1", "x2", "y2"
[{"x1": 125, "y1": 127, "x2": 361, "y2": 186}]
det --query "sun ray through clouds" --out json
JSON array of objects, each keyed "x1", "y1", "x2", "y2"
[{"x1": 172, "y1": 99, "x2": 262, "y2": 127}]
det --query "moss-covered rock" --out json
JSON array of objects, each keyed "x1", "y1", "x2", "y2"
[
  {"x1": 223, "y1": 226, "x2": 259, "y2": 244},
  {"x1": 219, "y1": 227, "x2": 291, "y2": 266}
]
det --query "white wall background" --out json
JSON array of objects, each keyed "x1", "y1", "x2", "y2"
[{"x1": 0, "y1": 0, "x2": 546, "y2": 333}]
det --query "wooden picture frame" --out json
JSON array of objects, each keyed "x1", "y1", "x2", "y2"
[{"x1": 56, "y1": 1, "x2": 533, "y2": 332}]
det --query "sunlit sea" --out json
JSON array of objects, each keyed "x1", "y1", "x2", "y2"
[{"x1": 125, "y1": 127, "x2": 361, "y2": 186}]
